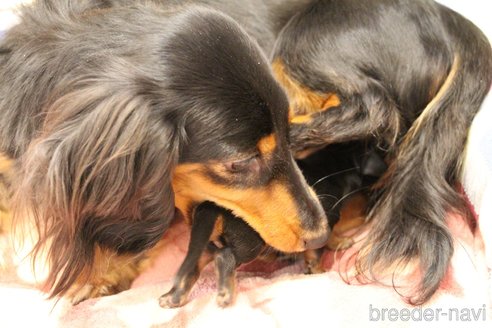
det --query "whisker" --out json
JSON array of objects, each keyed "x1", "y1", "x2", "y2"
[
  {"x1": 311, "y1": 167, "x2": 358, "y2": 188},
  {"x1": 316, "y1": 194, "x2": 339, "y2": 201},
  {"x1": 329, "y1": 187, "x2": 368, "y2": 211}
]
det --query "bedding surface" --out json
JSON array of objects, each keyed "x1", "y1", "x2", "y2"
[{"x1": 1, "y1": 1, "x2": 491, "y2": 327}]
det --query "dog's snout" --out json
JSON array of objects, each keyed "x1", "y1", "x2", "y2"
[
  {"x1": 304, "y1": 232, "x2": 329, "y2": 250},
  {"x1": 300, "y1": 191, "x2": 330, "y2": 250},
  {"x1": 306, "y1": 195, "x2": 325, "y2": 220},
  {"x1": 301, "y1": 190, "x2": 328, "y2": 229}
]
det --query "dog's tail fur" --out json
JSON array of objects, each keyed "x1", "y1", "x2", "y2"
[{"x1": 357, "y1": 12, "x2": 492, "y2": 305}]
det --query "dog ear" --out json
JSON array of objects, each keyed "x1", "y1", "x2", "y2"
[{"x1": 12, "y1": 80, "x2": 179, "y2": 297}]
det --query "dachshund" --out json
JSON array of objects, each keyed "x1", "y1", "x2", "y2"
[
  {"x1": 2, "y1": 0, "x2": 490, "y2": 306},
  {"x1": 0, "y1": 0, "x2": 329, "y2": 303},
  {"x1": 158, "y1": 0, "x2": 492, "y2": 306},
  {"x1": 160, "y1": 141, "x2": 387, "y2": 307}
]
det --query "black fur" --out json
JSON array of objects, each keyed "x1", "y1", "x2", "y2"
[
  {"x1": 298, "y1": 142, "x2": 387, "y2": 228},
  {"x1": 275, "y1": 0, "x2": 492, "y2": 304},
  {"x1": 159, "y1": 202, "x2": 265, "y2": 308}
]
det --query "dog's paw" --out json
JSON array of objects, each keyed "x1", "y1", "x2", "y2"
[
  {"x1": 69, "y1": 283, "x2": 123, "y2": 305},
  {"x1": 216, "y1": 288, "x2": 234, "y2": 307},
  {"x1": 303, "y1": 248, "x2": 325, "y2": 275},
  {"x1": 159, "y1": 288, "x2": 188, "y2": 308},
  {"x1": 304, "y1": 256, "x2": 325, "y2": 274},
  {"x1": 326, "y1": 235, "x2": 355, "y2": 251}
]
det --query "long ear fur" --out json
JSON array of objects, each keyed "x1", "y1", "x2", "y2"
[
  {"x1": 357, "y1": 33, "x2": 492, "y2": 304},
  {"x1": 13, "y1": 77, "x2": 178, "y2": 297}
]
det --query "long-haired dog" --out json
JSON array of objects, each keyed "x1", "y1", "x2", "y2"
[
  {"x1": 156, "y1": 0, "x2": 490, "y2": 306},
  {"x1": 272, "y1": 0, "x2": 492, "y2": 304},
  {"x1": 0, "y1": 0, "x2": 329, "y2": 303},
  {"x1": 140, "y1": 0, "x2": 489, "y2": 306},
  {"x1": 2, "y1": 0, "x2": 491, "y2": 306}
]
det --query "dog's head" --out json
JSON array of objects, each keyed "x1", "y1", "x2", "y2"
[
  {"x1": 166, "y1": 9, "x2": 328, "y2": 253},
  {"x1": 8, "y1": 6, "x2": 327, "y2": 296}
]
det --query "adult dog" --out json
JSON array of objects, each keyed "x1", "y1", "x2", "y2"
[
  {"x1": 2, "y1": 0, "x2": 491, "y2": 306},
  {"x1": 0, "y1": 0, "x2": 328, "y2": 303}
]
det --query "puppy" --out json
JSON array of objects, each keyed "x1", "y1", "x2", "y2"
[
  {"x1": 0, "y1": 0, "x2": 327, "y2": 303},
  {"x1": 159, "y1": 202, "x2": 265, "y2": 308},
  {"x1": 297, "y1": 141, "x2": 387, "y2": 273},
  {"x1": 161, "y1": 141, "x2": 386, "y2": 307},
  {"x1": 272, "y1": 0, "x2": 492, "y2": 304}
]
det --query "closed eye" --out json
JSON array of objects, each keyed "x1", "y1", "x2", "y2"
[{"x1": 224, "y1": 155, "x2": 260, "y2": 174}]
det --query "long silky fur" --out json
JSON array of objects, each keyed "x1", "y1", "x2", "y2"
[
  {"x1": 1, "y1": 0, "x2": 313, "y2": 300},
  {"x1": 356, "y1": 21, "x2": 492, "y2": 304},
  {"x1": 13, "y1": 76, "x2": 178, "y2": 297},
  {"x1": 272, "y1": 0, "x2": 492, "y2": 304},
  {"x1": 1, "y1": 1, "x2": 180, "y2": 296}
]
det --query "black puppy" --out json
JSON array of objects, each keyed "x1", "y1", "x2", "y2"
[
  {"x1": 298, "y1": 142, "x2": 387, "y2": 273},
  {"x1": 159, "y1": 203, "x2": 265, "y2": 308}
]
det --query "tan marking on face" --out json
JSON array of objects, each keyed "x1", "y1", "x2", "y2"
[
  {"x1": 257, "y1": 133, "x2": 277, "y2": 155},
  {"x1": 172, "y1": 163, "x2": 311, "y2": 252},
  {"x1": 272, "y1": 59, "x2": 341, "y2": 117}
]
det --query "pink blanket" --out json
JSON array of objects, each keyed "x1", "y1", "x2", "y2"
[{"x1": 3, "y1": 209, "x2": 490, "y2": 327}]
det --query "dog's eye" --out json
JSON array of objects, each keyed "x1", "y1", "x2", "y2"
[{"x1": 224, "y1": 156, "x2": 260, "y2": 174}]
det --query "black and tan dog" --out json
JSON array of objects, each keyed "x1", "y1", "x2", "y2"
[
  {"x1": 1, "y1": 0, "x2": 491, "y2": 306},
  {"x1": 158, "y1": 0, "x2": 492, "y2": 306},
  {"x1": 161, "y1": 141, "x2": 386, "y2": 307},
  {"x1": 0, "y1": 0, "x2": 329, "y2": 303}
]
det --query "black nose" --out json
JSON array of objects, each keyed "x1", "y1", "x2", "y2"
[{"x1": 304, "y1": 232, "x2": 329, "y2": 250}]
